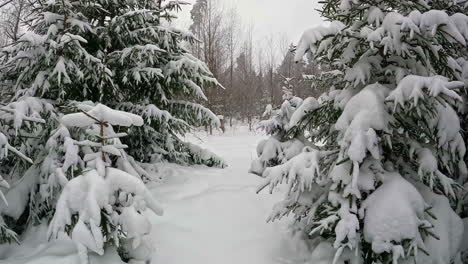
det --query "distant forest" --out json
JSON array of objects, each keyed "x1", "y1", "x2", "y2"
[{"x1": 186, "y1": 0, "x2": 327, "y2": 128}]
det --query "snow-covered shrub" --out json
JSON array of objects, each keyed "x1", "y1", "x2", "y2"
[
  {"x1": 254, "y1": 1, "x2": 468, "y2": 263},
  {"x1": 0, "y1": 100, "x2": 164, "y2": 262},
  {"x1": 48, "y1": 104, "x2": 163, "y2": 263}
]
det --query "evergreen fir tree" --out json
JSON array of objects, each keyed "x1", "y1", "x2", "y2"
[
  {"x1": 89, "y1": 0, "x2": 224, "y2": 164},
  {"x1": 0, "y1": 0, "x2": 224, "y2": 166},
  {"x1": 253, "y1": 1, "x2": 468, "y2": 263}
]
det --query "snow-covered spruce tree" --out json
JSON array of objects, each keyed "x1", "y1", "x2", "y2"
[
  {"x1": 0, "y1": 0, "x2": 223, "y2": 259},
  {"x1": 89, "y1": 0, "x2": 224, "y2": 166},
  {"x1": 254, "y1": 1, "x2": 468, "y2": 263},
  {"x1": 0, "y1": 0, "x2": 224, "y2": 167},
  {"x1": 0, "y1": 0, "x2": 117, "y2": 238},
  {"x1": 249, "y1": 77, "x2": 319, "y2": 176},
  {"x1": 48, "y1": 104, "x2": 163, "y2": 263}
]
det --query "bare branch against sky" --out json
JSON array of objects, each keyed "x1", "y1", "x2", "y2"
[{"x1": 175, "y1": 0, "x2": 324, "y2": 43}]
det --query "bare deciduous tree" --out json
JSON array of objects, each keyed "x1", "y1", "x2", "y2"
[
  {"x1": 188, "y1": 1, "x2": 325, "y2": 129},
  {"x1": 0, "y1": 0, "x2": 28, "y2": 46}
]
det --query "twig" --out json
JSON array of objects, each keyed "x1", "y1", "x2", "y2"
[
  {"x1": 256, "y1": 179, "x2": 270, "y2": 194},
  {"x1": 7, "y1": 144, "x2": 33, "y2": 164},
  {"x1": 79, "y1": 109, "x2": 101, "y2": 123},
  {"x1": 0, "y1": 0, "x2": 14, "y2": 9},
  {"x1": 0, "y1": 107, "x2": 45, "y2": 123}
]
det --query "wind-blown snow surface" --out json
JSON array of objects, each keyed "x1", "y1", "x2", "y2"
[
  {"x1": 149, "y1": 126, "x2": 307, "y2": 264},
  {"x1": 0, "y1": 126, "x2": 306, "y2": 264}
]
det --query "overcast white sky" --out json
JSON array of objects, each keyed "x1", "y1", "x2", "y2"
[{"x1": 174, "y1": 0, "x2": 325, "y2": 44}]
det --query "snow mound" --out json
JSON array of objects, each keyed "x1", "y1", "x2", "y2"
[
  {"x1": 308, "y1": 241, "x2": 358, "y2": 264},
  {"x1": 414, "y1": 184, "x2": 463, "y2": 264},
  {"x1": 462, "y1": 218, "x2": 468, "y2": 254},
  {"x1": 0, "y1": 223, "x2": 125, "y2": 264}
]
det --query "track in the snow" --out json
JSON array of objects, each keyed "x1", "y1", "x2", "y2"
[{"x1": 149, "y1": 127, "x2": 310, "y2": 264}]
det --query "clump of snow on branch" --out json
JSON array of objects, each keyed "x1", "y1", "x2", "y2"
[
  {"x1": 250, "y1": 138, "x2": 306, "y2": 176},
  {"x1": 294, "y1": 21, "x2": 345, "y2": 62},
  {"x1": 387, "y1": 75, "x2": 463, "y2": 108},
  {"x1": 287, "y1": 97, "x2": 320, "y2": 130},
  {"x1": 335, "y1": 83, "x2": 389, "y2": 164},
  {"x1": 258, "y1": 147, "x2": 323, "y2": 194},
  {"x1": 62, "y1": 104, "x2": 144, "y2": 128},
  {"x1": 359, "y1": 171, "x2": 428, "y2": 257},
  {"x1": 186, "y1": 142, "x2": 226, "y2": 168}
]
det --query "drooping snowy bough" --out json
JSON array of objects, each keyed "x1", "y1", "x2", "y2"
[
  {"x1": 0, "y1": 100, "x2": 46, "y2": 244},
  {"x1": 253, "y1": 1, "x2": 468, "y2": 264}
]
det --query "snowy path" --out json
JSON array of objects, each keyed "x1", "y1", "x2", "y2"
[
  {"x1": 0, "y1": 127, "x2": 305, "y2": 264},
  {"x1": 149, "y1": 127, "x2": 304, "y2": 264}
]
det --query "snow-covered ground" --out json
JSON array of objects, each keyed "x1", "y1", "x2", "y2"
[
  {"x1": 0, "y1": 125, "x2": 307, "y2": 264},
  {"x1": 149, "y1": 125, "x2": 307, "y2": 264}
]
